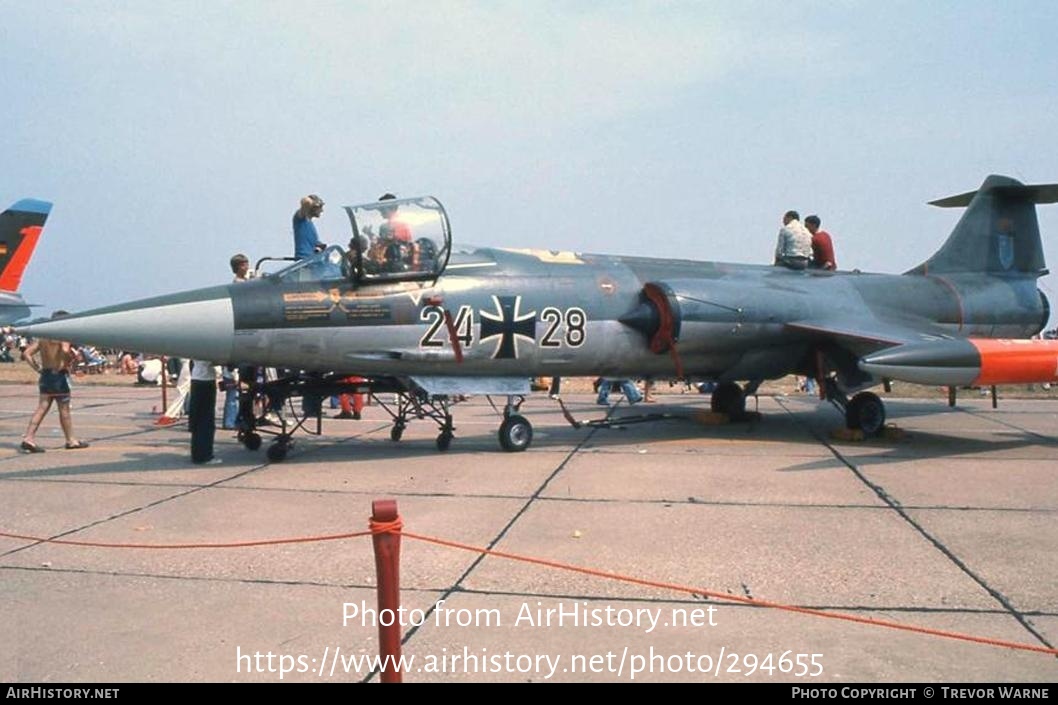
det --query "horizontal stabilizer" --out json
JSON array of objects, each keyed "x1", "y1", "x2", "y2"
[{"x1": 929, "y1": 183, "x2": 1058, "y2": 208}]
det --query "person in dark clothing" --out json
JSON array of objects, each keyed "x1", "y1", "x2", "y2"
[
  {"x1": 188, "y1": 359, "x2": 221, "y2": 464},
  {"x1": 227, "y1": 253, "x2": 255, "y2": 431}
]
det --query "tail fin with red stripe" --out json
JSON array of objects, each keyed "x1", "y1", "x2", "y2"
[{"x1": 0, "y1": 198, "x2": 51, "y2": 294}]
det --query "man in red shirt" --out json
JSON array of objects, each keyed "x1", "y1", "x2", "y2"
[
  {"x1": 805, "y1": 215, "x2": 836, "y2": 270},
  {"x1": 378, "y1": 193, "x2": 412, "y2": 243}
]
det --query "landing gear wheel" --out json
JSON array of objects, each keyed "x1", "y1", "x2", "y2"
[
  {"x1": 498, "y1": 415, "x2": 533, "y2": 452},
  {"x1": 390, "y1": 424, "x2": 405, "y2": 442},
  {"x1": 436, "y1": 431, "x2": 453, "y2": 451},
  {"x1": 266, "y1": 441, "x2": 289, "y2": 462},
  {"x1": 241, "y1": 432, "x2": 262, "y2": 451},
  {"x1": 710, "y1": 382, "x2": 745, "y2": 416},
  {"x1": 845, "y1": 392, "x2": 886, "y2": 435}
]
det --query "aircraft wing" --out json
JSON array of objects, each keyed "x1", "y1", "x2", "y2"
[
  {"x1": 787, "y1": 317, "x2": 1058, "y2": 387},
  {"x1": 785, "y1": 316, "x2": 959, "y2": 387},
  {"x1": 785, "y1": 315, "x2": 953, "y2": 354}
]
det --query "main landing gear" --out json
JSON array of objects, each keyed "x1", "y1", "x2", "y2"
[
  {"x1": 844, "y1": 391, "x2": 886, "y2": 435},
  {"x1": 823, "y1": 379, "x2": 886, "y2": 435},
  {"x1": 497, "y1": 395, "x2": 532, "y2": 452},
  {"x1": 708, "y1": 380, "x2": 762, "y2": 421},
  {"x1": 710, "y1": 381, "x2": 746, "y2": 417}
]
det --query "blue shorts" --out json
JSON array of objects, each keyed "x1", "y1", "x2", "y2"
[{"x1": 39, "y1": 369, "x2": 71, "y2": 401}]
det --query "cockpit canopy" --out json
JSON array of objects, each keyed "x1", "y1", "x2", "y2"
[
  {"x1": 345, "y1": 195, "x2": 451, "y2": 284},
  {"x1": 266, "y1": 196, "x2": 452, "y2": 286}
]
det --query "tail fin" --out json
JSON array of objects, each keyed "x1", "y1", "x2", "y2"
[
  {"x1": 0, "y1": 198, "x2": 51, "y2": 292},
  {"x1": 907, "y1": 174, "x2": 1057, "y2": 276}
]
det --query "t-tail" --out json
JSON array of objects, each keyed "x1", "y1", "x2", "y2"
[
  {"x1": 906, "y1": 174, "x2": 1058, "y2": 277},
  {"x1": 0, "y1": 198, "x2": 51, "y2": 293}
]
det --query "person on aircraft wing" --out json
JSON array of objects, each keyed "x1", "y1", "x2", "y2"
[
  {"x1": 805, "y1": 214, "x2": 837, "y2": 271},
  {"x1": 293, "y1": 194, "x2": 326, "y2": 260},
  {"x1": 774, "y1": 210, "x2": 812, "y2": 270}
]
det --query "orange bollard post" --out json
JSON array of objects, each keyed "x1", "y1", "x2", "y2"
[{"x1": 370, "y1": 499, "x2": 403, "y2": 683}]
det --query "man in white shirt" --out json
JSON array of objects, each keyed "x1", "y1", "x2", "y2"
[
  {"x1": 224, "y1": 253, "x2": 254, "y2": 429},
  {"x1": 188, "y1": 360, "x2": 221, "y2": 464},
  {"x1": 774, "y1": 210, "x2": 813, "y2": 270}
]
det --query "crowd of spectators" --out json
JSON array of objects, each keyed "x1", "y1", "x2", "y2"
[{"x1": 0, "y1": 334, "x2": 175, "y2": 383}]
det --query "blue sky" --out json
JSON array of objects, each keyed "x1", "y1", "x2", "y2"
[{"x1": 4, "y1": 1, "x2": 1058, "y2": 324}]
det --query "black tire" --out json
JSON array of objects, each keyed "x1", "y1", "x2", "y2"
[
  {"x1": 266, "y1": 442, "x2": 288, "y2": 462},
  {"x1": 845, "y1": 392, "x2": 886, "y2": 435},
  {"x1": 498, "y1": 415, "x2": 533, "y2": 452},
  {"x1": 390, "y1": 424, "x2": 404, "y2": 442},
  {"x1": 436, "y1": 432, "x2": 453, "y2": 451},
  {"x1": 242, "y1": 432, "x2": 262, "y2": 451},
  {"x1": 710, "y1": 382, "x2": 745, "y2": 416}
]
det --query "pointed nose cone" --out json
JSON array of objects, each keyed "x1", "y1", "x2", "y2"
[
  {"x1": 618, "y1": 300, "x2": 660, "y2": 337},
  {"x1": 17, "y1": 284, "x2": 236, "y2": 362}
]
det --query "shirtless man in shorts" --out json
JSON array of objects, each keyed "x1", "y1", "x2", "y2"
[{"x1": 20, "y1": 311, "x2": 89, "y2": 452}]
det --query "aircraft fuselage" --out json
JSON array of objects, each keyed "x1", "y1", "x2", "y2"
[{"x1": 217, "y1": 249, "x2": 1046, "y2": 381}]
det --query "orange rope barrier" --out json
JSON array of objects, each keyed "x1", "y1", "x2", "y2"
[
  {"x1": 3, "y1": 524, "x2": 1055, "y2": 656},
  {"x1": 0, "y1": 529, "x2": 370, "y2": 549},
  {"x1": 370, "y1": 518, "x2": 403, "y2": 535},
  {"x1": 400, "y1": 530, "x2": 1058, "y2": 657}
]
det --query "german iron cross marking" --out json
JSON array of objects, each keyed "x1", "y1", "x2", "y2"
[{"x1": 479, "y1": 295, "x2": 536, "y2": 360}]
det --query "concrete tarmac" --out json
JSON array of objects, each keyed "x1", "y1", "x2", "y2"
[{"x1": 1, "y1": 382, "x2": 1056, "y2": 683}]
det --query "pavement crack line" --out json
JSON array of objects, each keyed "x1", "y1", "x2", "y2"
[
  {"x1": 774, "y1": 396, "x2": 1056, "y2": 653},
  {"x1": 0, "y1": 460, "x2": 276, "y2": 559},
  {"x1": 368, "y1": 419, "x2": 606, "y2": 682},
  {"x1": 0, "y1": 418, "x2": 397, "y2": 558}
]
